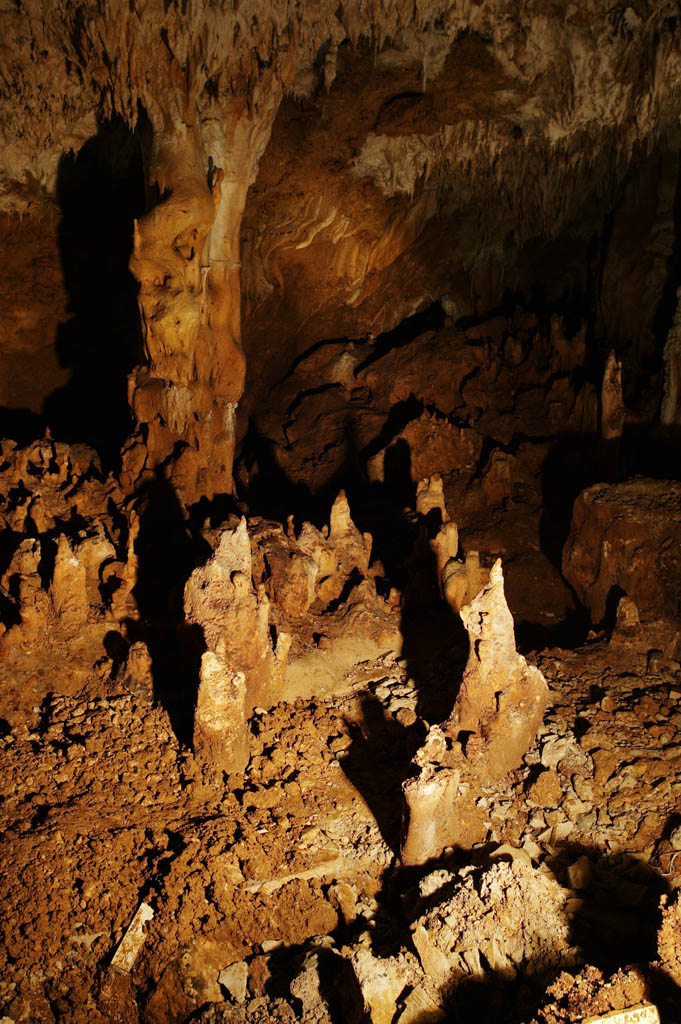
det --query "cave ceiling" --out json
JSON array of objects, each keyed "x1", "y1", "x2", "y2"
[{"x1": 2, "y1": 1, "x2": 681, "y2": 494}]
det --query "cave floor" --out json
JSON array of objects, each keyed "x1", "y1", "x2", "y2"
[{"x1": 1, "y1": 581, "x2": 680, "y2": 1023}]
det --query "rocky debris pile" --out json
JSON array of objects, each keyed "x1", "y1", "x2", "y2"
[
  {"x1": 185, "y1": 855, "x2": 576, "y2": 1023},
  {"x1": 401, "y1": 559, "x2": 549, "y2": 864},
  {"x1": 186, "y1": 492, "x2": 402, "y2": 773},
  {"x1": 185, "y1": 853, "x2": 660, "y2": 1024},
  {"x1": 0, "y1": 438, "x2": 138, "y2": 716},
  {"x1": 563, "y1": 478, "x2": 681, "y2": 624},
  {"x1": 411, "y1": 859, "x2": 577, "y2": 997},
  {"x1": 531, "y1": 965, "x2": 650, "y2": 1024},
  {"x1": 2, "y1": 590, "x2": 681, "y2": 1022}
]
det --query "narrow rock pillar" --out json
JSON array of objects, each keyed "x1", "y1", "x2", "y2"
[{"x1": 128, "y1": 88, "x2": 280, "y2": 503}]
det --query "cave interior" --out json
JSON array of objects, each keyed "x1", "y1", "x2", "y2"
[{"x1": 2, "y1": 3, "x2": 681, "y2": 1023}]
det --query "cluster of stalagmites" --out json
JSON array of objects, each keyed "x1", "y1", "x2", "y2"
[
  {"x1": 183, "y1": 470, "x2": 550, "y2": 866},
  {"x1": 401, "y1": 555, "x2": 549, "y2": 865},
  {"x1": 185, "y1": 490, "x2": 401, "y2": 775},
  {"x1": 0, "y1": 438, "x2": 140, "y2": 704},
  {"x1": 0, "y1": 436, "x2": 551, "y2": 868}
]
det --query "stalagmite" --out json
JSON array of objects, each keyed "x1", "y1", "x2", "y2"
[
  {"x1": 193, "y1": 655, "x2": 249, "y2": 776},
  {"x1": 184, "y1": 518, "x2": 289, "y2": 716},
  {"x1": 448, "y1": 560, "x2": 548, "y2": 774},
  {"x1": 416, "y1": 474, "x2": 448, "y2": 522},
  {"x1": 662, "y1": 287, "x2": 681, "y2": 425},
  {"x1": 600, "y1": 349, "x2": 624, "y2": 477},
  {"x1": 401, "y1": 560, "x2": 549, "y2": 865},
  {"x1": 425, "y1": 476, "x2": 486, "y2": 614},
  {"x1": 50, "y1": 535, "x2": 88, "y2": 627}
]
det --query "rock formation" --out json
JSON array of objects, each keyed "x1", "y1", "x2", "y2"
[
  {"x1": 185, "y1": 492, "x2": 401, "y2": 770},
  {"x1": 661, "y1": 286, "x2": 681, "y2": 426},
  {"x1": 563, "y1": 478, "x2": 681, "y2": 624},
  {"x1": 184, "y1": 517, "x2": 289, "y2": 716},
  {"x1": 4, "y1": 3, "x2": 681, "y2": 1021},
  {"x1": 0, "y1": 438, "x2": 139, "y2": 716},
  {"x1": 4, "y1": 2, "x2": 681, "y2": 498},
  {"x1": 401, "y1": 560, "x2": 549, "y2": 865}
]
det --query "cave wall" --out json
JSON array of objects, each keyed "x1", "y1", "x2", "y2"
[{"x1": 2, "y1": 2, "x2": 681, "y2": 500}]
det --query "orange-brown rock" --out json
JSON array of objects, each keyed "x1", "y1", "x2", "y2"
[
  {"x1": 401, "y1": 560, "x2": 548, "y2": 865},
  {"x1": 184, "y1": 517, "x2": 288, "y2": 715},
  {"x1": 563, "y1": 478, "x2": 681, "y2": 624},
  {"x1": 0, "y1": 438, "x2": 139, "y2": 716}
]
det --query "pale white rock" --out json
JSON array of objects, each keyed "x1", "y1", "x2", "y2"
[
  {"x1": 351, "y1": 948, "x2": 407, "y2": 1024},
  {"x1": 110, "y1": 902, "x2": 154, "y2": 975},
  {"x1": 218, "y1": 961, "x2": 248, "y2": 1003},
  {"x1": 193, "y1": 654, "x2": 249, "y2": 775}
]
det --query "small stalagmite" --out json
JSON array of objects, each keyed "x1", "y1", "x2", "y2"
[
  {"x1": 401, "y1": 560, "x2": 549, "y2": 865},
  {"x1": 193, "y1": 653, "x2": 249, "y2": 776},
  {"x1": 184, "y1": 518, "x2": 289, "y2": 713},
  {"x1": 422, "y1": 472, "x2": 486, "y2": 614},
  {"x1": 448, "y1": 560, "x2": 548, "y2": 776},
  {"x1": 416, "y1": 474, "x2": 448, "y2": 523},
  {"x1": 50, "y1": 534, "x2": 89, "y2": 627},
  {"x1": 600, "y1": 349, "x2": 624, "y2": 477}
]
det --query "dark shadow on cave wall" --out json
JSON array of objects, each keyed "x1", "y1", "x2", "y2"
[{"x1": 41, "y1": 116, "x2": 145, "y2": 471}]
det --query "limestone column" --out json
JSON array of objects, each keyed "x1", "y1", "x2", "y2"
[{"x1": 128, "y1": 86, "x2": 280, "y2": 503}]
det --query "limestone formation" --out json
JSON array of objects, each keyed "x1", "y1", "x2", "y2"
[
  {"x1": 5, "y1": 3, "x2": 681, "y2": 1020},
  {"x1": 0, "y1": 439, "x2": 141, "y2": 712},
  {"x1": 424, "y1": 480, "x2": 488, "y2": 616},
  {"x1": 415, "y1": 475, "x2": 447, "y2": 523},
  {"x1": 661, "y1": 287, "x2": 681, "y2": 426},
  {"x1": 563, "y1": 478, "x2": 681, "y2": 624},
  {"x1": 448, "y1": 560, "x2": 548, "y2": 775},
  {"x1": 184, "y1": 518, "x2": 288, "y2": 715},
  {"x1": 601, "y1": 350, "x2": 624, "y2": 443},
  {"x1": 601, "y1": 349, "x2": 624, "y2": 476},
  {"x1": 50, "y1": 535, "x2": 88, "y2": 627},
  {"x1": 193, "y1": 655, "x2": 249, "y2": 776},
  {"x1": 401, "y1": 560, "x2": 549, "y2": 865}
]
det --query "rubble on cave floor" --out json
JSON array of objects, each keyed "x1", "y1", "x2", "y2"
[
  {"x1": 2, "y1": 517, "x2": 681, "y2": 1022},
  {"x1": 2, "y1": 304, "x2": 681, "y2": 1021}
]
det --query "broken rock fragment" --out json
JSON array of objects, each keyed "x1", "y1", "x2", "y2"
[
  {"x1": 401, "y1": 560, "x2": 549, "y2": 865},
  {"x1": 110, "y1": 902, "x2": 154, "y2": 975}
]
